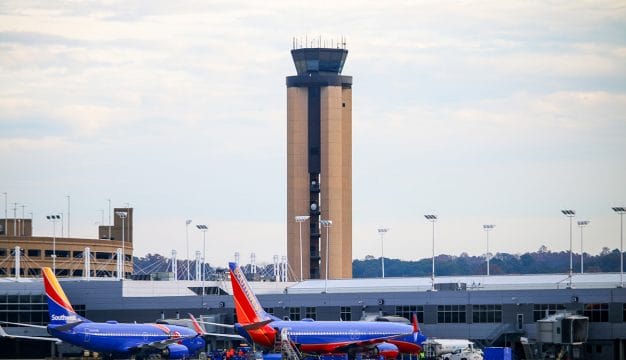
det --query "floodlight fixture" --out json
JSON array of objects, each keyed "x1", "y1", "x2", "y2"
[
  {"x1": 320, "y1": 219, "x2": 332, "y2": 293},
  {"x1": 613, "y1": 206, "x2": 625, "y2": 287},
  {"x1": 196, "y1": 224, "x2": 208, "y2": 299},
  {"x1": 482, "y1": 224, "x2": 496, "y2": 276},
  {"x1": 561, "y1": 209, "x2": 576, "y2": 288},
  {"x1": 185, "y1": 219, "x2": 192, "y2": 280},
  {"x1": 577, "y1": 220, "x2": 590, "y2": 274},
  {"x1": 295, "y1": 215, "x2": 310, "y2": 281},
  {"x1": 424, "y1": 214, "x2": 438, "y2": 291},
  {"x1": 377, "y1": 228, "x2": 390, "y2": 278},
  {"x1": 46, "y1": 214, "x2": 62, "y2": 273}
]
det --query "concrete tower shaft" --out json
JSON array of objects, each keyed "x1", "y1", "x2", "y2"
[{"x1": 287, "y1": 47, "x2": 352, "y2": 280}]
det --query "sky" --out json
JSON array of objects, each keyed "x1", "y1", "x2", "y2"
[{"x1": 1, "y1": 1, "x2": 625, "y2": 268}]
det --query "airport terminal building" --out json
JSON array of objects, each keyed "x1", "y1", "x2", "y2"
[{"x1": 1, "y1": 271, "x2": 625, "y2": 359}]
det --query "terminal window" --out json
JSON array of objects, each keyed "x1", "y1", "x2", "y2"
[
  {"x1": 27, "y1": 249, "x2": 41, "y2": 257},
  {"x1": 264, "y1": 307, "x2": 274, "y2": 316},
  {"x1": 340, "y1": 306, "x2": 352, "y2": 321},
  {"x1": 437, "y1": 305, "x2": 466, "y2": 323},
  {"x1": 289, "y1": 307, "x2": 301, "y2": 321},
  {"x1": 583, "y1": 303, "x2": 608, "y2": 322},
  {"x1": 305, "y1": 307, "x2": 316, "y2": 320},
  {"x1": 0, "y1": 294, "x2": 84, "y2": 326},
  {"x1": 45, "y1": 250, "x2": 70, "y2": 258},
  {"x1": 395, "y1": 305, "x2": 424, "y2": 323},
  {"x1": 472, "y1": 304, "x2": 502, "y2": 323},
  {"x1": 533, "y1": 304, "x2": 566, "y2": 321}
]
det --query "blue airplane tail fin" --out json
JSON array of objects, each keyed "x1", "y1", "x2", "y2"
[{"x1": 42, "y1": 267, "x2": 89, "y2": 324}]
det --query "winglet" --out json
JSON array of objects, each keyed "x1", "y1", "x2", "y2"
[
  {"x1": 412, "y1": 313, "x2": 420, "y2": 333},
  {"x1": 188, "y1": 313, "x2": 205, "y2": 335}
]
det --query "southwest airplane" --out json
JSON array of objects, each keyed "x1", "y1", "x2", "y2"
[
  {"x1": 0, "y1": 267, "x2": 207, "y2": 359},
  {"x1": 228, "y1": 262, "x2": 427, "y2": 359}
]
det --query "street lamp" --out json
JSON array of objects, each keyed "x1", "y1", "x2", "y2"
[
  {"x1": 66, "y1": 195, "x2": 70, "y2": 239},
  {"x1": 295, "y1": 215, "x2": 310, "y2": 281},
  {"x1": 2, "y1": 192, "x2": 6, "y2": 237},
  {"x1": 107, "y1": 199, "x2": 112, "y2": 240},
  {"x1": 424, "y1": 214, "x2": 437, "y2": 291},
  {"x1": 561, "y1": 209, "x2": 576, "y2": 288},
  {"x1": 115, "y1": 211, "x2": 128, "y2": 279},
  {"x1": 19, "y1": 205, "x2": 25, "y2": 236},
  {"x1": 613, "y1": 207, "x2": 625, "y2": 287},
  {"x1": 46, "y1": 214, "x2": 61, "y2": 273},
  {"x1": 196, "y1": 224, "x2": 208, "y2": 305},
  {"x1": 320, "y1": 219, "x2": 332, "y2": 293},
  {"x1": 12, "y1": 203, "x2": 18, "y2": 236},
  {"x1": 482, "y1": 224, "x2": 495, "y2": 276},
  {"x1": 185, "y1": 220, "x2": 192, "y2": 280},
  {"x1": 577, "y1": 221, "x2": 590, "y2": 274},
  {"x1": 377, "y1": 228, "x2": 389, "y2": 278}
]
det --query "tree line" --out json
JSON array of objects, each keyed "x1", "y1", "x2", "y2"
[{"x1": 353, "y1": 246, "x2": 621, "y2": 278}]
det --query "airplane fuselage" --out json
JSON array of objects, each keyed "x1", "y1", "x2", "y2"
[
  {"x1": 48, "y1": 322, "x2": 204, "y2": 356},
  {"x1": 242, "y1": 320, "x2": 423, "y2": 354}
]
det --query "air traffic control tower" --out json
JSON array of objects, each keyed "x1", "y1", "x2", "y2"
[{"x1": 286, "y1": 42, "x2": 352, "y2": 280}]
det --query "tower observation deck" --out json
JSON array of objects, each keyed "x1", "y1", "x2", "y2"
[{"x1": 286, "y1": 43, "x2": 353, "y2": 280}]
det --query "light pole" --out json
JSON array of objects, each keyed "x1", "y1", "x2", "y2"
[
  {"x1": 561, "y1": 209, "x2": 576, "y2": 288},
  {"x1": 66, "y1": 195, "x2": 70, "y2": 238},
  {"x1": 577, "y1": 220, "x2": 589, "y2": 274},
  {"x1": 20, "y1": 205, "x2": 25, "y2": 236},
  {"x1": 295, "y1": 215, "x2": 310, "y2": 281},
  {"x1": 115, "y1": 211, "x2": 128, "y2": 279},
  {"x1": 12, "y1": 203, "x2": 18, "y2": 236},
  {"x1": 377, "y1": 228, "x2": 389, "y2": 278},
  {"x1": 196, "y1": 224, "x2": 208, "y2": 305},
  {"x1": 424, "y1": 215, "x2": 437, "y2": 291},
  {"x1": 482, "y1": 224, "x2": 495, "y2": 276},
  {"x1": 613, "y1": 207, "x2": 625, "y2": 287},
  {"x1": 46, "y1": 215, "x2": 61, "y2": 274},
  {"x1": 107, "y1": 199, "x2": 111, "y2": 240},
  {"x1": 320, "y1": 219, "x2": 332, "y2": 293},
  {"x1": 2, "y1": 192, "x2": 6, "y2": 236},
  {"x1": 186, "y1": 219, "x2": 192, "y2": 281}
]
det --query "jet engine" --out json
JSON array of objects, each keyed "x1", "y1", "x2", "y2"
[
  {"x1": 375, "y1": 342, "x2": 400, "y2": 360},
  {"x1": 162, "y1": 344, "x2": 189, "y2": 359}
]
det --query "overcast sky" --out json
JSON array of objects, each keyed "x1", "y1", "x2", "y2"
[{"x1": 1, "y1": 1, "x2": 625, "y2": 269}]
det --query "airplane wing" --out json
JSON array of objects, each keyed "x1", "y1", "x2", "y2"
[
  {"x1": 187, "y1": 314, "x2": 245, "y2": 341},
  {"x1": 131, "y1": 334, "x2": 198, "y2": 351},
  {"x1": 196, "y1": 320, "x2": 235, "y2": 329},
  {"x1": 0, "y1": 320, "x2": 48, "y2": 329},
  {"x1": 202, "y1": 332, "x2": 246, "y2": 340},
  {"x1": 0, "y1": 325, "x2": 61, "y2": 343}
]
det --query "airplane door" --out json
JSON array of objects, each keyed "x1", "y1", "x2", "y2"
[
  {"x1": 84, "y1": 329, "x2": 92, "y2": 343},
  {"x1": 143, "y1": 332, "x2": 148, "y2": 341}
]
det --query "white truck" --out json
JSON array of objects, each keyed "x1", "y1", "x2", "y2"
[{"x1": 422, "y1": 339, "x2": 483, "y2": 360}]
